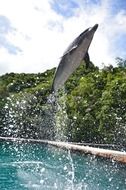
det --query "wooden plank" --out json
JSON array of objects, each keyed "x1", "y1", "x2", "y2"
[
  {"x1": 47, "y1": 141, "x2": 126, "y2": 164},
  {"x1": 0, "y1": 136, "x2": 126, "y2": 164}
]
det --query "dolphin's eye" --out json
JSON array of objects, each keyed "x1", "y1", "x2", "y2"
[
  {"x1": 83, "y1": 28, "x2": 89, "y2": 34},
  {"x1": 81, "y1": 27, "x2": 91, "y2": 35},
  {"x1": 88, "y1": 27, "x2": 92, "y2": 31}
]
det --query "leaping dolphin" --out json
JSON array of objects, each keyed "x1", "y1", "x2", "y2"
[{"x1": 51, "y1": 24, "x2": 98, "y2": 92}]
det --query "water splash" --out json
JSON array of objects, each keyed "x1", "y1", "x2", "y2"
[
  {"x1": 1, "y1": 85, "x2": 69, "y2": 141},
  {"x1": 2, "y1": 93, "x2": 55, "y2": 139},
  {"x1": 47, "y1": 87, "x2": 69, "y2": 141},
  {"x1": 67, "y1": 150, "x2": 75, "y2": 190}
]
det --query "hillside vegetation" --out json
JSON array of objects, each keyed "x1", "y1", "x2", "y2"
[{"x1": 0, "y1": 58, "x2": 126, "y2": 145}]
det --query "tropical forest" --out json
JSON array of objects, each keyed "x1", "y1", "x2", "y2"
[{"x1": 0, "y1": 57, "x2": 126, "y2": 146}]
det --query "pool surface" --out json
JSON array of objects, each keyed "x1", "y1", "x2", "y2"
[{"x1": 0, "y1": 141, "x2": 126, "y2": 190}]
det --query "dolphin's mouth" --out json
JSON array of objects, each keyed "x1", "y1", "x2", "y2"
[{"x1": 92, "y1": 24, "x2": 98, "y2": 31}]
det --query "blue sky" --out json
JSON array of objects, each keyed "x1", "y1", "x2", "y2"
[
  {"x1": 110, "y1": 0, "x2": 126, "y2": 14},
  {"x1": 50, "y1": 0, "x2": 79, "y2": 18},
  {"x1": 0, "y1": 15, "x2": 22, "y2": 55},
  {"x1": 51, "y1": 0, "x2": 126, "y2": 18},
  {"x1": 0, "y1": 0, "x2": 126, "y2": 74}
]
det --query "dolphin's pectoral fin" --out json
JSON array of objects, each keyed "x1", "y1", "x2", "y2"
[
  {"x1": 69, "y1": 45, "x2": 78, "y2": 54},
  {"x1": 83, "y1": 52, "x2": 90, "y2": 69}
]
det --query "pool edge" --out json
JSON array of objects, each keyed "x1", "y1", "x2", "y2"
[{"x1": 0, "y1": 136, "x2": 126, "y2": 164}]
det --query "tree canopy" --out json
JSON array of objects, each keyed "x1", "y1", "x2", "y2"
[{"x1": 0, "y1": 58, "x2": 126, "y2": 145}]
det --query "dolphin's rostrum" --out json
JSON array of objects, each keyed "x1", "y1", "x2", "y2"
[{"x1": 51, "y1": 24, "x2": 98, "y2": 92}]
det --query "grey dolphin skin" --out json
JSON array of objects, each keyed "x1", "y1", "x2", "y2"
[{"x1": 51, "y1": 24, "x2": 98, "y2": 92}]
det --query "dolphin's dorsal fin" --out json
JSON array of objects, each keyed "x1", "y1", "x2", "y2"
[{"x1": 83, "y1": 52, "x2": 90, "y2": 69}]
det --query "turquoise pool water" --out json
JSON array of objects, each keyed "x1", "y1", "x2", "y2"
[{"x1": 0, "y1": 141, "x2": 126, "y2": 190}]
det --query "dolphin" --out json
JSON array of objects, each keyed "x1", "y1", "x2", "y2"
[{"x1": 51, "y1": 24, "x2": 98, "y2": 92}]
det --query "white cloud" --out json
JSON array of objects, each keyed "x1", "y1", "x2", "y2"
[{"x1": 0, "y1": 0, "x2": 126, "y2": 75}]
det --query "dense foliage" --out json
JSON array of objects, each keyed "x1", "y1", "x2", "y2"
[{"x1": 0, "y1": 58, "x2": 126, "y2": 145}]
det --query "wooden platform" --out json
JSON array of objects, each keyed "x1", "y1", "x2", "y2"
[{"x1": 0, "y1": 136, "x2": 126, "y2": 164}]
